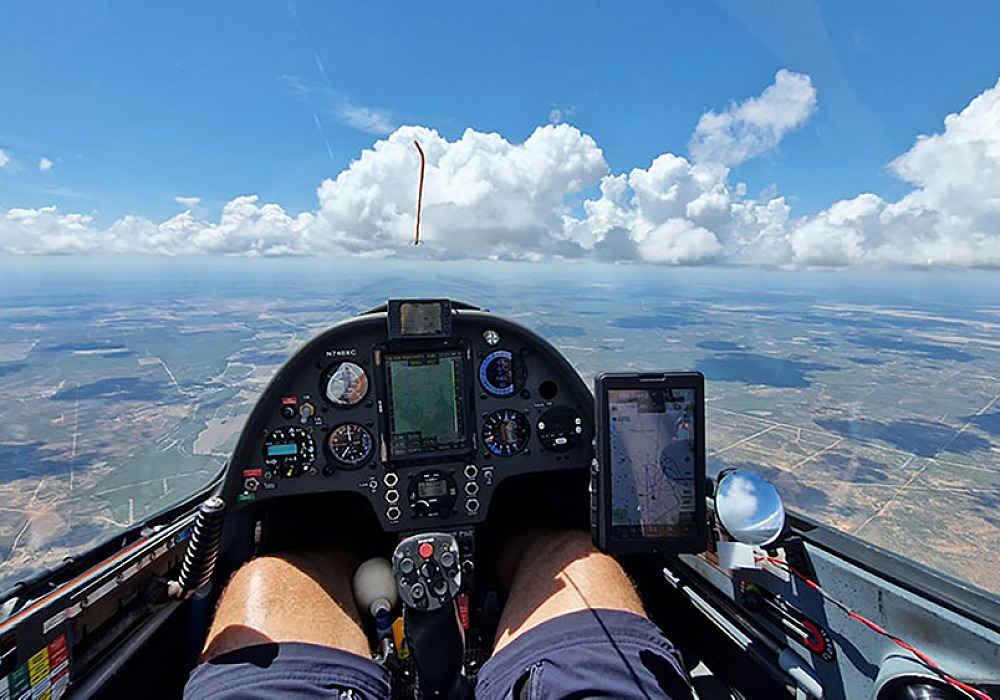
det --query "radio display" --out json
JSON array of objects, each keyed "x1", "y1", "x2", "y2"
[
  {"x1": 385, "y1": 349, "x2": 468, "y2": 458},
  {"x1": 418, "y1": 480, "x2": 449, "y2": 498}
]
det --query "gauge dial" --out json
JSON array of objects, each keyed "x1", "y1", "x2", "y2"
[
  {"x1": 327, "y1": 423, "x2": 374, "y2": 469},
  {"x1": 324, "y1": 362, "x2": 369, "y2": 406},
  {"x1": 482, "y1": 409, "x2": 530, "y2": 456},
  {"x1": 263, "y1": 426, "x2": 316, "y2": 478},
  {"x1": 479, "y1": 350, "x2": 516, "y2": 396}
]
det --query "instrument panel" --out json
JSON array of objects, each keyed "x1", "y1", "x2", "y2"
[{"x1": 221, "y1": 300, "x2": 595, "y2": 532}]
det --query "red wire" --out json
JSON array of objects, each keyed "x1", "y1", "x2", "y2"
[
  {"x1": 413, "y1": 140, "x2": 426, "y2": 246},
  {"x1": 759, "y1": 556, "x2": 993, "y2": 700}
]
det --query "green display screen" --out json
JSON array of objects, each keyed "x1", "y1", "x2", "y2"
[
  {"x1": 386, "y1": 350, "x2": 465, "y2": 457},
  {"x1": 267, "y1": 443, "x2": 298, "y2": 457}
]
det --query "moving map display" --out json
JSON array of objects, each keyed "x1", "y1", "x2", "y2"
[
  {"x1": 386, "y1": 350, "x2": 467, "y2": 458},
  {"x1": 609, "y1": 388, "x2": 700, "y2": 541}
]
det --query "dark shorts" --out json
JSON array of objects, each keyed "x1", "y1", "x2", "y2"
[{"x1": 185, "y1": 609, "x2": 691, "y2": 699}]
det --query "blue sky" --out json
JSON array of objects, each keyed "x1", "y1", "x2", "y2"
[{"x1": 2, "y1": 1, "x2": 1000, "y2": 267}]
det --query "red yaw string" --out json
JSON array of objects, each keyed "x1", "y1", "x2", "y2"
[{"x1": 413, "y1": 140, "x2": 426, "y2": 246}]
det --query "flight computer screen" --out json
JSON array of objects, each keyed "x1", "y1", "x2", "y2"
[
  {"x1": 399, "y1": 301, "x2": 444, "y2": 335},
  {"x1": 385, "y1": 349, "x2": 467, "y2": 458},
  {"x1": 608, "y1": 388, "x2": 699, "y2": 540}
]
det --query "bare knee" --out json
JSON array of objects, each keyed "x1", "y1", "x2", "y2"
[
  {"x1": 202, "y1": 551, "x2": 368, "y2": 662},
  {"x1": 519, "y1": 530, "x2": 600, "y2": 567},
  {"x1": 494, "y1": 530, "x2": 645, "y2": 652}
]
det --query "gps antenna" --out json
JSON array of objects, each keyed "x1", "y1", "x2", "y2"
[{"x1": 413, "y1": 140, "x2": 426, "y2": 245}]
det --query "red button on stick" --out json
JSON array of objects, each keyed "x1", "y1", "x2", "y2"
[{"x1": 418, "y1": 542, "x2": 434, "y2": 558}]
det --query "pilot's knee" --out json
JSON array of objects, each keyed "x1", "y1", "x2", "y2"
[
  {"x1": 223, "y1": 552, "x2": 308, "y2": 592},
  {"x1": 218, "y1": 549, "x2": 359, "y2": 609},
  {"x1": 520, "y1": 530, "x2": 603, "y2": 569}
]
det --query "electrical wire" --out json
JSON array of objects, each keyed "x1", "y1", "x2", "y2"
[{"x1": 759, "y1": 556, "x2": 993, "y2": 700}]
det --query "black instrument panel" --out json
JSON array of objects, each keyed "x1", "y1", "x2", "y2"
[{"x1": 221, "y1": 302, "x2": 595, "y2": 532}]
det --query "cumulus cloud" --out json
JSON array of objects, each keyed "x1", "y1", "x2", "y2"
[
  {"x1": 5, "y1": 72, "x2": 1000, "y2": 269},
  {"x1": 0, "y1": 149, "x2": 13, "y2": 171},
  {"x1": 313, "y1": 124, "x2": 607, "y2": 258},
  {"x1": 786, "y1": 76, "x2": 1000, "y2": 266},
  {"x1": 39, "y1": 157, "x2": 53, "y2": 172},
  {"x1": 689, "y1": 69, "x2": 817, "y2": 167},
  {"x1": 0, "y1": 207, "x2": 102, "y2": 254},
  {"x1": 0, "y1": 198, "x2": 315, "y2": 256}
]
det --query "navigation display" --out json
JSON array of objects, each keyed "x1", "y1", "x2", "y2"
[
  {"x1": 595, "y1": 372, "x2": 706, "y2": 553},
  {"x1": 385, "y1": 349, "x2": 468, "y2": 458},
  {"x1": 609, "y1": 388, "x2": 699, "y2": 540}
]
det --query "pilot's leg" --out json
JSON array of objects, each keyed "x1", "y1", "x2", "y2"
[
  {"x1": 184, "y1": 550, "x2": 391, "y2": 699},
  {"x1": 201, "y1": 550, "x2": 368, "y2": 660},
  {"x1": 492, "y1": 530, "x2": 645, "y2": 652},
  {"x1": 478, "y1": 530, "x2": 693, "y2": 699}
]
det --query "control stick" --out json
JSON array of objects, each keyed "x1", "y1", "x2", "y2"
[{"x1": 392, "y1": 532, "x2": 468, "y2": 699}]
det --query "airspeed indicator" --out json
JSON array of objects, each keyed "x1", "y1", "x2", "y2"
[{"x1": 327, "y1": 423, "x2": 374, "y2": 469}]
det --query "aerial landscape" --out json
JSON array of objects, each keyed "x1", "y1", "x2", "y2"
[
  {"x1": 1, "y1": 257, "x2": 998, "y2": 596},
  {"x1": 3, "y1": 1, "x2": 1000, "y2": 624}
]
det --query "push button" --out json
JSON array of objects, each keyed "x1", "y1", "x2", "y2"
[{"x1": 418, "y1": 542, "x2": 434, "y2": 558}]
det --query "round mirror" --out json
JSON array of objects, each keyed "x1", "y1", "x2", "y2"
[{"x1": 715, "y1": 470, "x2": 786, "y2": 546}]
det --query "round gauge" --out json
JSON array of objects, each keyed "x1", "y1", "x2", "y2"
[
  {"x1": 482, "y1": 409, "x2": 530, "y2": 456},
  {"x1": 479, "y1": 350, "x2": 516, "y2": 396},
  {"x1": 324, "y1": 362, "x2": 369, "y2": 407},
  {"x1": 327, "y1": 423, "x2": 374, "y2": 469},
  {"x1": 263, "y1": 426, "x2": 316, "y2": 478},
  {"x1": 537, "y1": 407, "x2": 584, "y2": 452}
]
